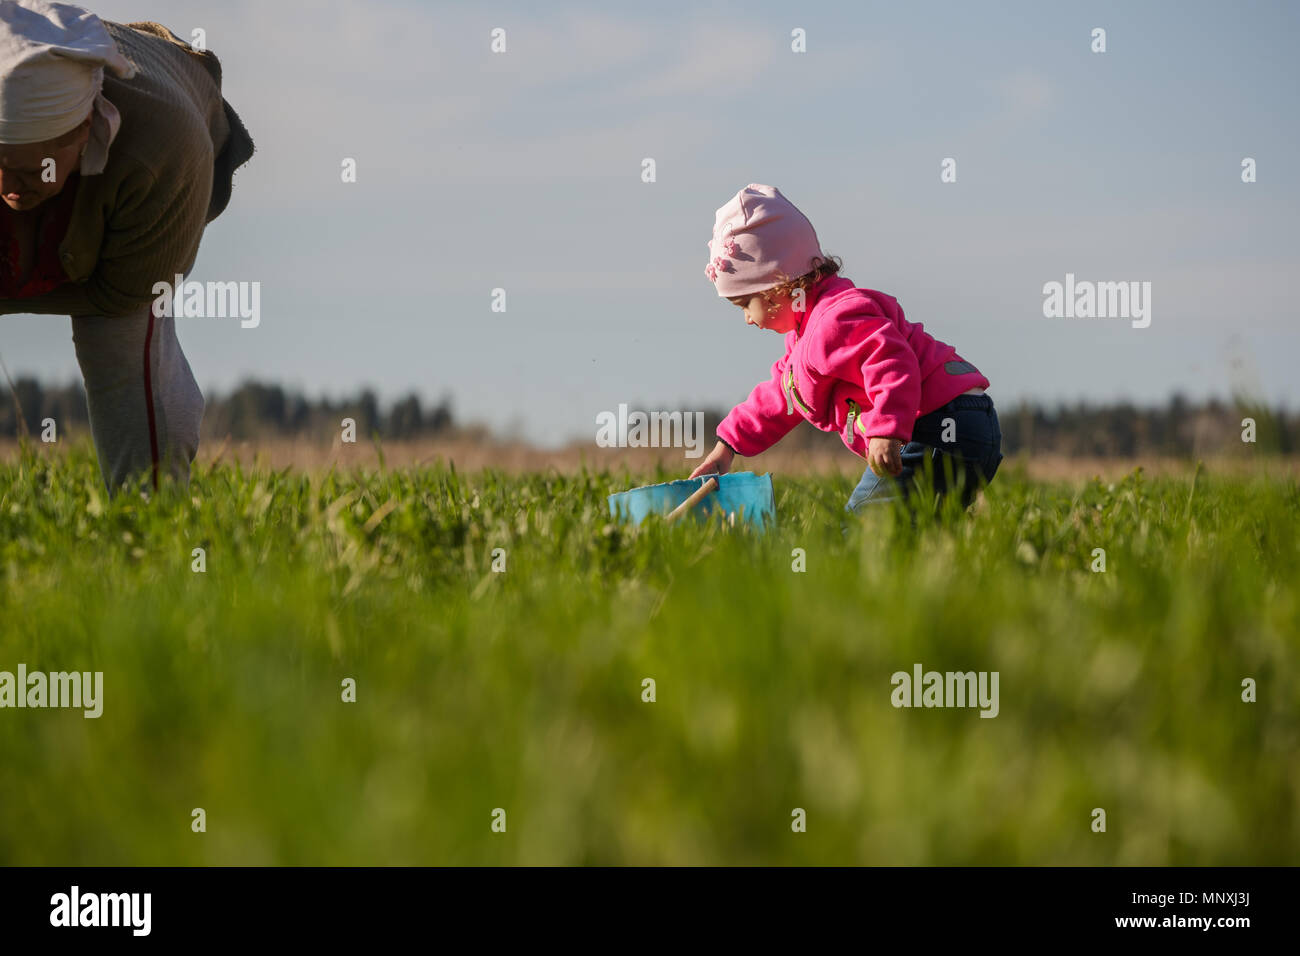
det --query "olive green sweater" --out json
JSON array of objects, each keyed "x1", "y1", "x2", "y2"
[{"x1": 0, "y1": 20, "x2": 254, "y2": 318}]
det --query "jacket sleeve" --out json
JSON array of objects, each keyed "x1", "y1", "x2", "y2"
[
  {"x1": 833, "y1": 312, "x2": 922, "y2": 442},
  {"x1": 716, "y1": 340, "x2": 805, "y2": 457},
  {"x1": 3, "y1": 150, "x2": 212, "y2": 318}
]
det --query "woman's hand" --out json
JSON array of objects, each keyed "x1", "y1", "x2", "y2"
[
  {"x1": 867, "y1": 437, "x2": 903, "y2": 477},
  {"x1": 689, "y1": 440, "x2": 735, "y2": 479}
]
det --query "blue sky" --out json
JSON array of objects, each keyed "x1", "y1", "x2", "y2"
[{"x1": 3, "y1": 0, "x2": 1297, "y2": 445}]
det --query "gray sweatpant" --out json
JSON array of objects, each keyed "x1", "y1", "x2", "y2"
[{"x1": 71, "y1": 304, "x2": 204, "y2": 495}]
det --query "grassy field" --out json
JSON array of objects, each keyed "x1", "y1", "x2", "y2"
[{"x1": 0, "y1": 442, "x2": 1296, "y2": 865}]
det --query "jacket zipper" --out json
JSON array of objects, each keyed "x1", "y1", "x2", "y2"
[
  {"x1": 844, "y1": 399, "x2": 859, "y2": 442},
  {"x1": 784, "y1": 366, "x2": 814, "y2": 415}
]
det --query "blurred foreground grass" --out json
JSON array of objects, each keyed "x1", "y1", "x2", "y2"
[{"x1": 0, "y1": 444, "x2": 1297, "y2": 864}]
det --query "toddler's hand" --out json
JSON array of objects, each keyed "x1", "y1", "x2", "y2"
[
  {"x1": 868, "y1": 437, "x2": 903, "y2": 478},
  {"x1": 689, "y1": 441, "x2": 734, "y2": 479}
]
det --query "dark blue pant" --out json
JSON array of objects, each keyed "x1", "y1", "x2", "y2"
[{"x1": 845, "y1": 394, "x2": 1003, "y2": 513}]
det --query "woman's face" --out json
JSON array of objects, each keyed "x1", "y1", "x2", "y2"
[
  {"x1": 728, "y1": 290, "x2": 799, "y2": 333},
  {"x1": 0, "y1": 120, "x2": 90, "y2": 212}
]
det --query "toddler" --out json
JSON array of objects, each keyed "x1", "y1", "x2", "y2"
[{"x1": 689, "y1": 184, "x2": 1003, "y2": 513}]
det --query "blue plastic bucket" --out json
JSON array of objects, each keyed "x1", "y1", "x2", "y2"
[{"x1": 607, "y1": 471, "x2": 775, "y2": 529}]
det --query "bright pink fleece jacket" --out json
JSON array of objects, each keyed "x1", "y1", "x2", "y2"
[{"x1": 716, "y1": 275, "x2": 990, "y2": 459}]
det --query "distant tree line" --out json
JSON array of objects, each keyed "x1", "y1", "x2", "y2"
[
  {"x1": 1, "y1": 378, "x2": 1295, "y2": 456},
  {"x1": 0, "y1": 378, "x2": 457, "y2": 442},
  {"x1": 699, "y1": 394, "x2": 1297, "y2": 457}
]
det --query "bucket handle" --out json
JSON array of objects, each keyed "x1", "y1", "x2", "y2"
[{"x1": 665, "y1": 476, "x2": 719, "y2": 524}]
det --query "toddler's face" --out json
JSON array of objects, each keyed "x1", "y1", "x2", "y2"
[{"x1": 728, "y1": 290, "x2": 799, "y2": 333}]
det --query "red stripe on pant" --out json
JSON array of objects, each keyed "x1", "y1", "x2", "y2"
[{"x1": 142, "y1": 309, "x2": 160, "y2": 490}]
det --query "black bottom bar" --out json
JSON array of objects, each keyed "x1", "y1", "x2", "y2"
[{"x1": 0, "y1": 866, "x2": 1282, "y2": 942}]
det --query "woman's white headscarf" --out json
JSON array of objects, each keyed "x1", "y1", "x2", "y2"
[{"x1": 0, "y1": 0, "x2": 136, "y2": 174}]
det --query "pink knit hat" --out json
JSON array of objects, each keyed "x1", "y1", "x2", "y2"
[{"x1": 705, "y1": 184, "x2": 824, "y2": 297}]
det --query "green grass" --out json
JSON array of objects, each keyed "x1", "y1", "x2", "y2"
[{"x1": 0, "y1": 443, "x2": 1297, "y2": 864}]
